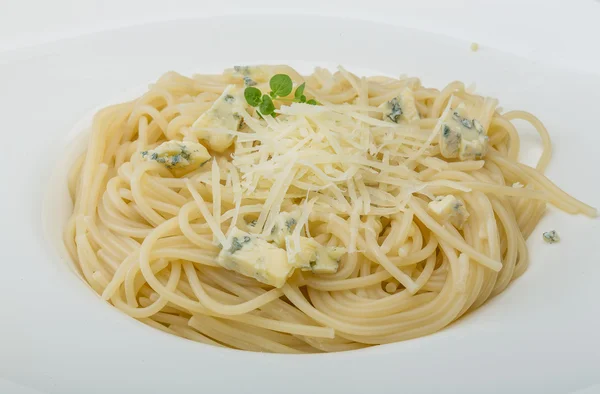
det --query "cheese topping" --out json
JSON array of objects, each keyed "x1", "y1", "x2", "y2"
[
  {"x1": 542, "y1": 230, "x2": 560, "y2": 244},
  {"x1": 286, "y1": 236, "x2": 346, "y2": 274},
  {"x1": 233, "y1": 65, "x2": 271, "y2": 85},
  {"x1": 188, "y1": 69, "x2": 499, "y2": 288},
  {"x1": 428, "y1": 195, "x2": 470, "y2": 229},
  {"x1": 379, "y1": 88, "x2": 420, "y2": 123},
  {"x1": 192, "y1": 85, "x2": 245, "y2": 152},
  {"x1": 141, "y1": 140, "x2": 210, "y2": 169},
  {"x1": 217, "y1": 227, "x2": 294, "y2": 288},
  {"x1": 267, "y1": 210, "x2": 300, "y2": 247},
  {"x1": 437, "y1": 101, "x2": 489, "y2": 160}
]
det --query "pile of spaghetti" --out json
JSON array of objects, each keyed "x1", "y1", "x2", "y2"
[{"x1": 64, "y1": 65, "x2": 596, "y2": 353}]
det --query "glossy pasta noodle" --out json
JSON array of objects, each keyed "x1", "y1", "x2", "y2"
[{"x1": 64, "y1": 65, "x2": 596, "y2": 353}]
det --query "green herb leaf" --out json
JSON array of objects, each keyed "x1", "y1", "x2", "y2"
[
  {"x1": 244, "y1": 87, "x2": 262, "y2": 107},
  {"x1": 269, "y1": 74, "x2": 293, "y2": 98},
  {"x1": 306, "y1": 99, "x2": 317, "y2": 105},
  {"x1": 300, "y1": 95, "x2": 307, "y2": 103},
  {"x1": 259, "y1": 94, "x2": 275, "y2": 115},
  {"x1": 294, "y1": 82, "x2": 306, "y2": 99}
]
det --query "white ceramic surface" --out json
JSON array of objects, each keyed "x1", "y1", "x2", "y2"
[{"x1": 1, "y1": 11, "x2": 599, "y2": 394}]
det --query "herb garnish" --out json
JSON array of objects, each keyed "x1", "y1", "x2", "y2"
[
  {"x1": 269, "y1": 74, "x2": 294, "y2": 98},
  {"x1": 243, "y1": 74, "x2": 319, "y2": 116}
]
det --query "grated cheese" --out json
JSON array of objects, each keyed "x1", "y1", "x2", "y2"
[
  {"x1": 195, "y1": 87, "x2": 501, "y2": 286},
  {"x1": 225, "y1": 162, "x2": 242, "y2": 237},
  {"x1": 211, "y1": 158, "x2": 221, "y2": 244},
  {"x1": 185, "y1": 179, "x2": 228, "y2": 248}
]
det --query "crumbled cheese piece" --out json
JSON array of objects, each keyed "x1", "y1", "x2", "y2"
[
  {"x1": 437, "y1": 102, "x2": 488, "y2": 160},
  {"x1": 428, "y1": 195, "x2": 470, "y2": 229},
  {"x1": 379, "y1": 88, "x2": 420, "y2": 123},
  {"x1": 267, "y1": 211, "x2": 300, "y2": 247},
  {"x1": 216, "y1": 227, "x2": 294, "y2": 288},
  {"x1": 286, "y1": 236, "x2": 346, "y2": 274},
  {"x1": 192, "y1": 85, "x2": 245, "y2": 152},
  {"x1": 542, "y1": 230, "x2": 560, "y2": 244},
  {"x1": 141, "y1": 140, "x2": 210, "y2": 169},
  {"x1": 230, "y1": 65, "x2": 274, "y2": 86}
]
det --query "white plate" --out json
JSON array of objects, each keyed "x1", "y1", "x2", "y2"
[{"x1": 1, "y1": 13, "x2": 599, "y2": 394}]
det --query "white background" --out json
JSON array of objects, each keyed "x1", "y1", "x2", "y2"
[
  {"x1": 1, "y1": 1, "x2": 599, "y2": 393},
  {"x1": 1, "y1": 0, "x2": 600, "y2": 75}
]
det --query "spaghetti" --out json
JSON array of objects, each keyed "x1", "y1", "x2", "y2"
[{"x1": 63, "y1": 65, "x2": 596, "y2": 353}]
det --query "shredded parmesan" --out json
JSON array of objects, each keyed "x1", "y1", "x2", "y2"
[
  {"x1": 225, "y1": 162, "x2": 242, "y2": 237},
  {"x1": 185, "y1": 179, "x2": 228, "y2": 248},
  {"x1": 211, "y1": 158, "x2": 221, "y2": 244},
  {"x1": 215, "y1": 93, "x2": 500, "y2": 281}
]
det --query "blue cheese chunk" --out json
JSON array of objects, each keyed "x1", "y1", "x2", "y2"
[
  {"x1": 428, "y1": 195, "x2": 470, "y2": 229},
  {"x1": 229, "y1": 65, "x2": 274, "y2": 87},
  {"x1": 437, "y1": 102, "x2": 488, "y2": 160},
  {"x1": 267, "y1": 211, "x2": 300, "y2": 247},
  {"x1": 217, "y1": 228, "x2": 294, "y2": 288},
  {"x1": 141, "y1": 141, "x2": 210, "y2": 169},
  {"x1": 286, "y1": 236, "x2": 346, "y2": 274},
  {"x1": 542, "y1": 230, "x2": 560, "y2": 244},
  {"x1": 192, "y1": 85, "x2": 245, "y2": 152},
  {"x1": 379, "y1": 88, "x2": 420, "y2": 123}
]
